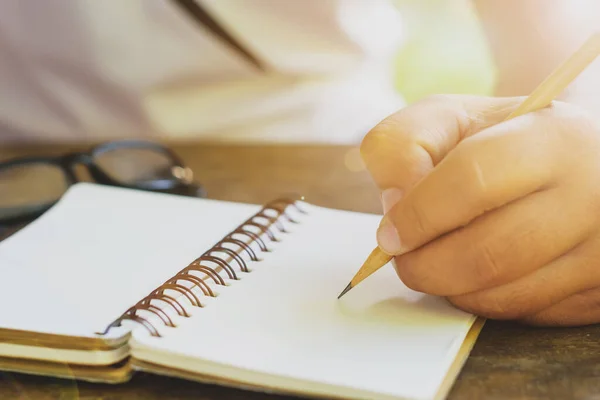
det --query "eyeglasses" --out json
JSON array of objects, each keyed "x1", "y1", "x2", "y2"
[{"x1": 0, "y1": 140, "x2": 206, "y2": 227}]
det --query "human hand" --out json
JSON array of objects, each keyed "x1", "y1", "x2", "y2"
[{"x1": 360, "y1": 94, "x2": 600, "y2": 326}]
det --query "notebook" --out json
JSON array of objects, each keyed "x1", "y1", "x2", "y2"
[{"x1": 0, "y1": 183, "x2": 483, "y2": 400}]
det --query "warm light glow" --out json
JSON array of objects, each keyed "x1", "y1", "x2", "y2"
[
  {"x1": 171, "y1": 166, "x2": 194, "y2": 184},
  {"x1": 344, "y1": 147, "x2": 366, "y2": 172}
]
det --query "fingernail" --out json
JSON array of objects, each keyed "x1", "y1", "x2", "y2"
[
  {"x1": 377, "y1": 216, "x2": 403, "y2": 255},
  {"x1": 381, "y1": 188, "x2": 403, "y2": 214}
]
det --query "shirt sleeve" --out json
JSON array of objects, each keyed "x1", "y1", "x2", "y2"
[{"x1": 197, "y1": 0, "x2": 405, "y2": 74}]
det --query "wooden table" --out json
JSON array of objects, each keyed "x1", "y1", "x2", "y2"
[{"x1": 1, "y1": 143, "x2": 600, "y2": 400}]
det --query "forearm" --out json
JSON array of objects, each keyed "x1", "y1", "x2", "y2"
[{"x1": 472, "y1": 0, "x2": 600, "y2": 114}]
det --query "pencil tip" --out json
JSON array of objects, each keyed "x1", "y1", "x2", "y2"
[{"x1": 337, "y1": 282, "x2": 353, "y2": 299}]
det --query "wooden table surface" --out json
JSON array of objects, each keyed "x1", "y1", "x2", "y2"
[{"x1": 1, "y1": 143, "x2": 600, "y2": 400}]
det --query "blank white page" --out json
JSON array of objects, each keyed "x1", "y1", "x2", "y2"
[
  {"x1": 0, "y1": 183, "x2": 260, "y2": 341},
  {"x1": 130, "y1": 204, "x2": 476, "y2": 400}
]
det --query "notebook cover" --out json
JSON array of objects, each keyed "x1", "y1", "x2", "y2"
[
  {"x1": 0, "y1": 328, "x2": 129, "y2": 351},
  {"x1": 0, "y1": 356, "x2": 132, "y2": 384}
]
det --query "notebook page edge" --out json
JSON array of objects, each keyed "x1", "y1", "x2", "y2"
[
  {"x1": 0, "y1": 341, "x2": 130, "y2": 365},
  {"x1": 129, "y1": 339, "x2": 415, "y2": 400},
  {"x1": 128, "y1": 316, "x2": 479, "y2": 400},
  {"x1": 0, "y1": 327, "x2": 129, "y2": 350},
  {"x1": 433, "y1": 317, "x2": 486, "y2": 400},
  {"x1": 0, "y1": 354, "x2": 132, "y2": 384}
]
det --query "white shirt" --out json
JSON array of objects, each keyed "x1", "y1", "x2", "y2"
[{"x1": 0, "y1": 0, "x2": 406, "y2": 144}]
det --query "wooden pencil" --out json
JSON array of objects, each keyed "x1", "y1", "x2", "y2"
[{"x1": 338, "y1": 31, "x2": 600, "y2": 299}]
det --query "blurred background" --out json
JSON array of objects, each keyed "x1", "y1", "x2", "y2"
[
  {"x1": 391, "y1": 0, "x2": 495, "y2": 102},
  {"x1": 0, "y1": 0, "x2": 499, "y2": 146},
  {"x1": 0, "y1": 0, "x2": 596, "y2": 145}
]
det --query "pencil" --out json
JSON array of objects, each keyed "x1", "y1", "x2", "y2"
[{"x1": 338, "y1": 31, "x2": 600, "y2": 300}]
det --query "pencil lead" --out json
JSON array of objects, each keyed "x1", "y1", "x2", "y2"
[{"x1": 337, "y1": 282, "x2": 353, "y2": 299}]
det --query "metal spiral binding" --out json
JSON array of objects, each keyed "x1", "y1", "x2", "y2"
[{"x1": 98, "y1": 197, "x2": 307, "y2": 337}]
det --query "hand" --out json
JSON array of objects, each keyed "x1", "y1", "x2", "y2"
[{"x1": 360, "y1": 94, "x2": 600, "y2": 326}]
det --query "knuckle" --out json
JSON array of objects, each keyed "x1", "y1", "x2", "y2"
[
  {"x1": 472, "y1": 296, "x2": 511, "y2": 319},
  {"x1": 481, "y1": 293, "x2": 533, "y2": 320},
  {"x1": 360, "y1": 123, "x2": 390, "y2": 158},
  {"x1": 424, "y1": 94, "x2": 476, "y2": 133},
  {"x1": 473, "y1": 242, "x2": 503, "y2": 287},
  {"x1": 469, "y1": 158, "x2": 488, "y2": 199},
  {"x1": 445, "y1": 294, "x2": 509, "y2": 318},
  {"x1": 360, "y1": 117, "x2": 414, "y2": 162},
  {"x1": 361, "y1": 122, "x2": 433, "y2": 189},
  {"x1": 585, "y1": 287, "x2": 600, "y2": 308},
  {"x1": 452, "y1": 143, "x2": 495, "y2": 211},
  {"x1": 402, "y1": 200, "x2": 432, "y2": 244},
  {"x1": 450, "y1": 290, "x2": 534, "y2": 320}
]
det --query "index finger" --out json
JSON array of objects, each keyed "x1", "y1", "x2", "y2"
[
  {"x1": 376, "y1": 114, "x2": 560, "y2": 255},
  {"x1": 360, "y1": 95, "x2": 523, "y2": 193}
]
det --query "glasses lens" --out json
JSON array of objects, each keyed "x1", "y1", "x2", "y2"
[
  {"x1": 0, "y1": 163, "x2": 68, "y2": 220},
  {"x1": 94, "y1": 146, "x2": 177, "y2": 187}
]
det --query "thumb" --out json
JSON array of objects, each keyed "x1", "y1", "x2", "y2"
[{"x1": 360, "y1": 95, "x2": 525, "y2": 211}]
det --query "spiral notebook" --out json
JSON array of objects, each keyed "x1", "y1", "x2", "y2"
[{"x1": 0, "y1": 183, "x2": 483, "y2": 400}]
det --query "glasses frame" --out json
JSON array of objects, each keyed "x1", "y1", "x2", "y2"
[{"x1": 0, "y1": 140, "x2": 205, "y2": 226}]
